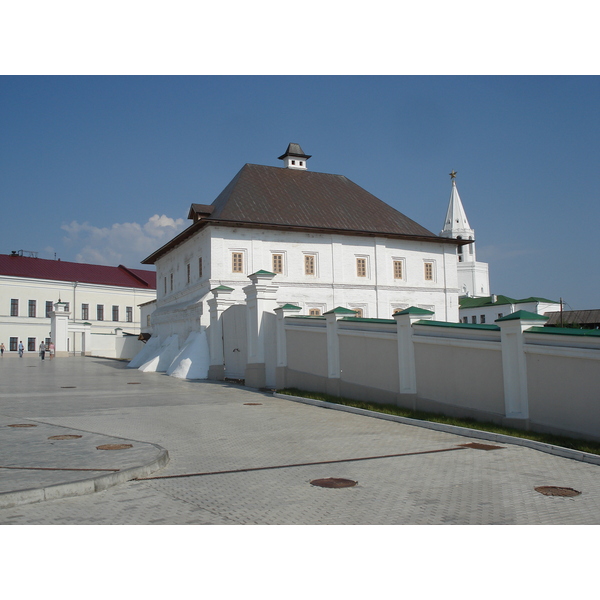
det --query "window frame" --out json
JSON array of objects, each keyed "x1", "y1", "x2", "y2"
[
  {"x1": 126, "y1": 306, "x2": 133, "y2": 322},
  {"x1": 231, "y1": 252, "x2": 244, "y2": 274},
  {"x1": 28, "y1": 299, "x2": 36, "y2": 318},
  {"x1": 424, "y1": 261, "x2": 434, "y2": 281},
  {"x1": 304, "y1": 253, "x2": 317, "y2": 276},
  {"x1": 28, "y1": 337, "x2": 36, "y2": 352},
  {"x1": 10, "y1": 337, "x2": 17, "y2": 351},
  {"x1": 393, "y1": 259, "x2": 404, "y2": 280},
  {"x1": 46, "y1": 301, "x2": 53, "y2": 317},
  {"x1": 112, "y1": 305, "x2": 119, "y2": 322},
  {"x1": 356, "y1": 257, "x2": 367, "y2": 278},
  {"x1": 272, "y1": 253, "x2": 284, "y2": 275},
  {"x1": 97, "y1": 304, "x2": 104, "y2": 321},
  {"x1": 10, "y1": 299, "x2": 18, "y2": 317},
  {"x1": 82, "y1": 304, "x2": 89, "y2": 320}
]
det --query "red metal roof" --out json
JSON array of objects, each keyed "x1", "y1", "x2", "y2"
[{"x1": 0, "y1": 254, "x2": 156, "y2": 289}]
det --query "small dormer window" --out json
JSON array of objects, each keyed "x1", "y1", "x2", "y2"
[
  {"x1": 299, "y1": 161, "x2": 303, "y2": 166},
  {"x1": 291, "y1": 160, "x2": 295, "y2": 165}
]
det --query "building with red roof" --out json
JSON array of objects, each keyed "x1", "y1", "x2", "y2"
[{"x1": 0, "y1": 252, "x2": 156, "y2": 355}]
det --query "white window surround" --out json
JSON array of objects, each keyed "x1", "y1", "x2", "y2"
[
  {"x1": 306, "y1": 303, "x2": 326, "y2": 316},
  {"x1": 392, "y1": 257, "x2": 405, "y2": 281},
  {"x1": 423, "y1": 260, "x2": 436, "y2": 282}
]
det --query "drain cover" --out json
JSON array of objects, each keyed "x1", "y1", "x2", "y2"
[
  {"x1": 244, "y1": 403, "x2": 262, "y2": 406},
  {"x1": 127, "y1": 382, "x2": 141, "y2": 385},
  {"x1": 7, "y1": 424, "x2": 37, "y2": 428},
  {"x1": 310, "y1": 478, "x2": 357, "y2": 488},
  {"x1": 97, "y1": 444, "x2": 133, "y2": 450},
  {"x1": 61, "y1": 386, "x2": 76, "y2": 389},
  {"x1": 48, "y1": 434, "x2": 82, "y2": 440},
  {"x1": 535, "y1": 486, "x2": 581, "y2": 497},
  {"x1": 458, "y1": 442, "x2": 505, "y2": 450}
]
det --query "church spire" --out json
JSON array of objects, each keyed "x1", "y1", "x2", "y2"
[{"x1": 440, "y1": 171, "x2": 476, "y2": 264}]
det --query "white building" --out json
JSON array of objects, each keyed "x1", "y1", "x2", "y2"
[
  {"x1": 0, "y1": 251, "x2": 156, "y2": 355},
  {"x1": 134, "y1": 143, "x2": 467, "y2": 379},
  {"x1": 459, "y1": 294, "x2": 562, "y2": 325}
]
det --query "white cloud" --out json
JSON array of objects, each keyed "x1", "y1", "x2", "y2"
[{"x1": 60, "y1": 214, "x2": 187, "y2": 267}]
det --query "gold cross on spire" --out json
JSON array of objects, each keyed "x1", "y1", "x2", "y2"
[{"x1": 449, "y1": 170, "x2": 457, "y2": 180}]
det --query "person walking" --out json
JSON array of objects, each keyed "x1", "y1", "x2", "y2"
[
  {"x1": 0, "y1": 343, "x2": 4, "y2": 357},
  {"x1": 18, "y1": 341, "x2": 24, "y2": 358},
  {"x1": 39, "y1": 341, "x2": 46, "y2": 360},
  {"x1": 49, "y1": 342, "x2": 55, "y2": 360}
]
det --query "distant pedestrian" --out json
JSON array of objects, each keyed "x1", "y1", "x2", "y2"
[
  {"x1": 18, "y1": 341, "x2": 24, "y2": 357},
  {"x1": 39, "y1": 341, "x2": 46, "y2": 360},
  {"x1": 49, "y1": 342, "x2": 55, "y2": 360},
  {"x1": 0, "y1": 343, "x2": 4, "y2": 357}
]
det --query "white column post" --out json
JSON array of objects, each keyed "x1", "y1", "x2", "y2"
[
  {"x1": 50, "y1": 301, "x2": 71, "y2": 358},
  {"x1": 324, "y1": 306, "x2": 356, "y2": 396},
  {"x1": 497, "y1": 310, "x2": 548, "y2": 423},
  {"x1": 206, "y1": 285, "x2": 235, "y2": 380},
  {"x1": 274, "y1": 303, "x2": 302, "y2": 389},
  {"x1": 243, "y1": 270, "x2": 279, "y2": 388},
  {"x1": 393, "y1": 307, "x2": 433, "y2": 406}
]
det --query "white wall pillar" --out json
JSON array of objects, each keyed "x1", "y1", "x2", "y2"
[
  {"x1": 207, "y1": 285, "x2": 236, "y2": 380},
  {"x1": 274, "y1": 303, "x2": 302, "y2": 389},
  {"x1": 394, "y1": 307, "x2": 433, "y2": 401},
  {"x1": 243, "y1": 270, "x2": 279, "y2": 388},
  {"x1": 498, "y1": 310, "x2": 548, "y2": 422},
  {"x1": 50, "y1": 301, "x2": 71, "y2": 358},
  {"x1": 324, "y1": 306, "x2": 356, "y2": 396}
]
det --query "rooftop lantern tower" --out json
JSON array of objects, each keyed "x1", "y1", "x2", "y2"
[{"x1": 278, "y1": 143, "x2": 311, "y2": 170}]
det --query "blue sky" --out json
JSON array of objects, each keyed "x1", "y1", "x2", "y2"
[{"x1": 2, "y1": 75, "x2": 598, "y2": 309}]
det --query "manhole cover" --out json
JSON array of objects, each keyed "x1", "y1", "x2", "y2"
[
  {"x1": 7, "y1": 424, "x2": 37, "y2": 428},
  {"x1": 310, "y1": 478, "x2": 357, "y2": 488},
  {"x1": 535, "y1": 486, "x2": 581, "y2": 497},
  {"x1": 27, "y1": 365, "x2": 37, "y2": 367},
  {"x1": 458, "y1": 442, "x2": 505, "y2": 450},
  {"x1": 61, "y1": 386, "x2": 77, "y2": 389},
  {"x1": 244, "y1": 403, "x2": 262, "y2": 406},
  {"x1": 96, "y1": 444, "x2": 133, "y2": 450},
  {"x1": 127, "y1": 382, "x2": 141, "y2": 385},
  {"x1": 48, "y1": 434, "x2": 82, "y2": 440}
]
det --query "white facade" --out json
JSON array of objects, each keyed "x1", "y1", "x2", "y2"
[
  {"x1": 151, "y1": 224, "x2": 460, "y2": 334},
  {"x1": 0, "y1": 269, "x2": 155, "y2": 356}
]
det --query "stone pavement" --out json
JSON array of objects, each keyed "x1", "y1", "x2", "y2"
[{"x1": 1, "y1": 355, "x2": 599, "y2": 524}]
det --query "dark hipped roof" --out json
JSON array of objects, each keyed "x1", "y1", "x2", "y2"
[
  {"x1": 144, "y1": 163, "x2": 462, "y2": 264},
  {"x1": 0, "y1": 254, "x2": 156, "y2": 289}
]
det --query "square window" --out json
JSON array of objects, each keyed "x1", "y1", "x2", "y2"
[
  {"x1": 232, "y1": 252, "x2": 244, "y2": 273},
  {"x1": 353, "y1": 308, "x2": 364, "y2": 318},
  {"x1": 308, "y1": 308, "x2": 321, "y2": 316},
  {"x1": 304, "y1": 255, "x2": 315, "y2": 276},
  {"x1": 272, "y1": 253, "x2": 283, "y2": 274},
  {"x1": 498, "y1": 313, "x2": 503, "y2": 319},
  {"x1": 424, "y1": 262, "x2": 433, "y2": 281},
  {"x1": 356, "y1": 257, "x2": 367, "y2": 277},
  {"x1": 393, "y1": 260, "x2": 403, "y2": 280},
  {"x1": 28, "y1": 300, "x2": 36, "y2": 318},
  {"x1": 10, "y1": 299, "x2": 18, "y2": 317}
]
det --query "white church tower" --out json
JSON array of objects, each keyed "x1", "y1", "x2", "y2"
[{"x1": 440, "y1": 171, "x2": 490, "y2": 297}]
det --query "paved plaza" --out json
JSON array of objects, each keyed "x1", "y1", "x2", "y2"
[{"x1": 0, "y1": 354, "x2": 599, "y2": 525}]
